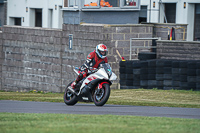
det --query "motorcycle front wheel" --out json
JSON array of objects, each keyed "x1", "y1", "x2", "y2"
[
  {"x1": 63, "y1": 82, "x2": 78, "y2": 106},
  {"x1": 93, "y1": 83, "x2": 110, "y2": 106}
]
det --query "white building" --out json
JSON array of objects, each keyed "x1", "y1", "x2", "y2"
[
  {"x1": 7, "y1": 0, "x2": 63, "y2": 29},
  {"x1": 6, "y1": 0, "x2": 200, "y2": 41},
  {"x1": 145, "y1": 0, "x2": 200, "y2": 41}
]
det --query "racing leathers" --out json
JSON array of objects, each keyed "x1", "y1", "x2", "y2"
[{"x1": 71, "y1": 50, "x2": 108, "y2": 89}]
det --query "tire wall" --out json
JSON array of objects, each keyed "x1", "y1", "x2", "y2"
[{"x1": 120, "y1": 59, "x2": 200, "y2": 90}]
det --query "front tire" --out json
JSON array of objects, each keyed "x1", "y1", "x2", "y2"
[
  {"x1": 93, "y1": 83, "x2": 110, "y2": 106},
  {"x1": 63, "y1": 82, "x2": 78, "y2": 106}
]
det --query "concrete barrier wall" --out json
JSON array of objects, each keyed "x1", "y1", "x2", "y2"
[
  {"x1": 1, "y1": 23, "x2": 197, "y2": 92},
  {"x1": 0, "y1": 24, "x2": 154, "y2": 92},
  {"x1": 0, "y1": 31, "x2": 2, "y2": 89},
  {"x1": 61, "y1": 24, "x2": 105, "y2": 90},
  {"x1": 61, "y1": 24, "x2": 154, "y2": 90},
  {"x1": 1, "y1": 26, "x2": 63, "y2": 92},
  {"x1": 157, "y1": 40, "x2": 200, "y2": 60},
  {"x1": 153, "y1": 23, "x2": 187, "y2": 41}
]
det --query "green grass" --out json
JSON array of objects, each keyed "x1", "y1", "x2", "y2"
[
  {"x1": 0, "y1": 90, "x2": 200, "y2": 133},
  {"x1": 0, "y1": 89, "x2": 200, "y2": 108},
  {"x1": 0, "y1": 91, "x2": 63, "y2": 103},
  {"x1": 0, "y1": 113, "x2": 200, "y2": 133},
  {"x1": 108, "y1": 89, "x2": 200, "y2": 108}
]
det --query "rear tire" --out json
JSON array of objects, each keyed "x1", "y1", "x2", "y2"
[
  {"x1": 93, "y1": 83, "x2": 110, "y2": 106},
  {"x1": 63, "y1": 82, "x2": 78, "y2": 106}
]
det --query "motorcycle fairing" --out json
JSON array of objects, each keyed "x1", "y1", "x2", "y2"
[
  {"x1": 110, "y1": 72, "x2": 117, "y2": 81},
  {"x1": 79, "y1": 68, "x2": 108, "y2": 91}
]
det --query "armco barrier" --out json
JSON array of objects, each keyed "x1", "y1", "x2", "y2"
[{"x1": 119, "y1": 59, "x2": 200, "y2": 90}]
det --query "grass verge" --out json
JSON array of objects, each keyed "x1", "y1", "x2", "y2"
[
  {"x1": 0, "y1": 89, "x2": 200, "y2": 108},
  {"x1": 108, "y1": 89, "x2": 200, "y2": 108},
  {"x1": 0, "y1": 112, "x2": 200, "y2": 133}
]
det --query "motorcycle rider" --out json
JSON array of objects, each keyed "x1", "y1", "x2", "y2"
[{"x1": 69, "y1": 44, "x2": 108, "y2": 90}]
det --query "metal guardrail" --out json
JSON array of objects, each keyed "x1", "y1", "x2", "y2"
[{"x1": 129, "y1": 38, "x2": 161, "y2": 60}]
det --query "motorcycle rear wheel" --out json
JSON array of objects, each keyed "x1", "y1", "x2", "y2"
[
  {"x1": 93, "y1": 83, "x2": 110, "y2": 106},
  {"x1": 63, "y1": 82, "x2": 78, "y2": 106}
]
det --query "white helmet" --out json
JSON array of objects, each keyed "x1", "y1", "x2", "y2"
[{"x1": 95, "y1": 44, "x2": 108, "y2": 59}]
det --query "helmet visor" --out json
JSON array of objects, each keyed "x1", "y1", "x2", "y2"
[{"x1": 98, "y1": 50, "x2": 107, "y2": 56}]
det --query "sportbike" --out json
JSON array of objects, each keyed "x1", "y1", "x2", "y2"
[{"x1": 64, "y1": 63, "x2": 117, "y2": 106}]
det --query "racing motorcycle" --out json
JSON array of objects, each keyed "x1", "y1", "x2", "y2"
[{"x1": 64, "y1": 63, "x2": 117, "y2": 106}]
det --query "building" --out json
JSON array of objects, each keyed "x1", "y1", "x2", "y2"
[
  {"x1": 62, "y1": 0, "x2": 142, "y2": 24},
  {"x1": 145, "y1": 0, "x2": 200, "y2": 41},
  {"x1": 0, "y1": 0, "x2": 7, "y2": 27},
  {"x1": 62, "y1": 0, "x2": 200, "y2": 41},
  {"x1": 7, "y1": 0, "x2": 63, "y2": 29},
  {"x1": 5, "y1": 0, "x2": 200, "y2": 41}
]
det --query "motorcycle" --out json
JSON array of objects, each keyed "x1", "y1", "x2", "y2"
[{"x1": 64, "y1": 63, "x2": 117, "y2": 106}]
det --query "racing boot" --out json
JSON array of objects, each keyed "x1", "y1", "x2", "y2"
[
  {"x1": 70, "y1": 81, "x2": 77, "y2": 89},
  {"x1": 67, "y1": 80, "x2": 78, "y2": 96},
  {"x1": 70, "y1": 73, "x2": 84, "y2": 89}
]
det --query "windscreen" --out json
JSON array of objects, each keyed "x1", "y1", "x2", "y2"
[{"x1": 101, "y1": 63, "x2": 112, "y2": 77}]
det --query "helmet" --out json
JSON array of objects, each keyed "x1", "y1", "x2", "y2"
[{"x1": 95, "y1": 44, "x2": 108, "y2": 59}]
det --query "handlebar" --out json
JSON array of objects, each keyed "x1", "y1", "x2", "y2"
[{"x1": 88, "y1": 67, "x2": 98, "y2": 73}]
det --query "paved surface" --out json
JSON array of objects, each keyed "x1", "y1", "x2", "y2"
[{"x1": 0, "y1": 100, "x2": 200, "y2": 119}]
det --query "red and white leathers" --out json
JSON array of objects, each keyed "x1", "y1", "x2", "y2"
[{"x1": 71, "y1": 49, "x2": 108, "y2": 89}]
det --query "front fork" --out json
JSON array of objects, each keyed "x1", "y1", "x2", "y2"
[
  {"x1": 97, "y1": 81, "x2": 110, "y2": 93},
  {"x1": 98, "y1": 81, "x2": 110, "y2": 89}
]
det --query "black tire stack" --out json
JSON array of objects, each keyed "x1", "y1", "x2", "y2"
[
  {"x1": 179, "y1": 60, "x2": 188, "y2": 90},
  {"x1": 140, "y1": 61, "x2": 148, "y2": 89},
  {"x1": 132, "y1": 61, "x2": 141, "y2": 89},
  {"x1": 119, "y1": 61, "x2": 126, "y2": 89},
  {"x1": 163, "y1": 60, "x2": 173, "y2": 90},
  {"x1": 119, "y1": 59, "x2": 200, "y2": 90},
  {"x1": 138, "y1": 52, "x2": 156, "y2": 60},
  {"x1": 120, "y1": 61, "x2": 142, "y2": 89},
  {"x1": 197, "y1": 62, "x2": 200, "y2": 90},
  {"x1": 147, "y1": 60, "x2": 157, "y2": 89},
  {"x1": 187, "y1": 61, "x2": 197, "y2": 90},
  {"x1": 125, "y1": 61, "x2": 134, "y2": 88},
  {"x1": 172, "y1": 60, "x2": 180, "y2": 89},
  {"x1": 156, "y1": 59, "x2": 164, "y2": 89}
]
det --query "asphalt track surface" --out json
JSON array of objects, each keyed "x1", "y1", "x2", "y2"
[{"x1": 0, "y1": 100, "x2": 200, "y2": 119}]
